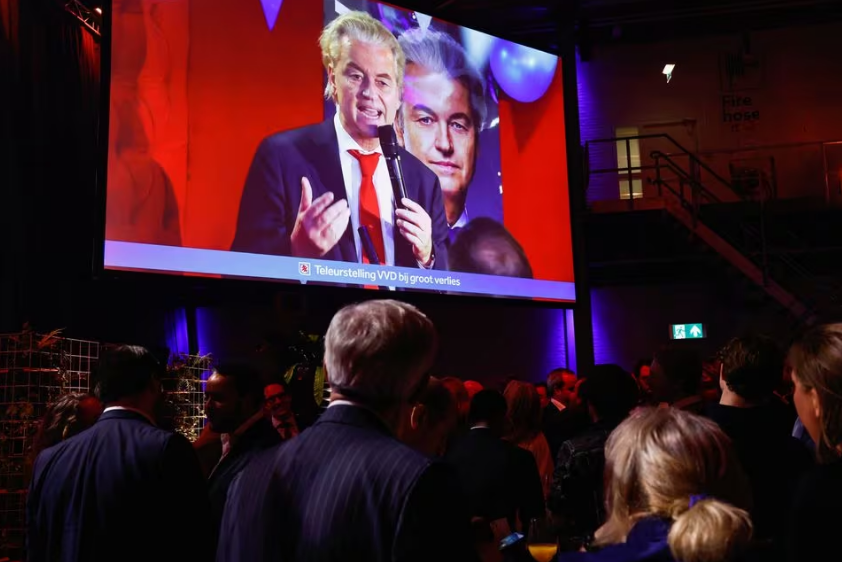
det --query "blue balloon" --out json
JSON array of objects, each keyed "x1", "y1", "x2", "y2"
[{"x1": 489, "y1": 38, "x2": 558, "y2": 103}]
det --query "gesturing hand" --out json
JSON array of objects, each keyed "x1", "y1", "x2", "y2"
[
  {"x1": 290, "y1": 177, "x2": 350, "y2": 258},
  {"x1": 396, "y1": 198, "x2": 433, "y2": 266}
]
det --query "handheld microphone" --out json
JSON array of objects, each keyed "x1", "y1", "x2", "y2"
[
  {"x1": 378, "y1": 125, "x2": 408, "y2": 209},
  {"x1": 358, "y1": 226, "x2": 381, "y2": 265}
]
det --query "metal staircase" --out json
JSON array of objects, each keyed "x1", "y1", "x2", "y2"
[{"x1": 583, "y1": 133, "x2": 841, "y2": 324}]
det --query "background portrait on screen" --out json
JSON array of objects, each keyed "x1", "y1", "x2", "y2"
[{"x1": 103, "y1": 0, "x2": 575, "y2": 301}]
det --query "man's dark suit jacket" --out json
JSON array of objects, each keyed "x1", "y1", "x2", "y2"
[
  {"x1": 27, "y1": 409, "x2": 212, "y2": 562},
  {"x1": 208, "y1": 416, "x2": 282, "y2": 551},
  {"x1": 216, "y1": 404, "x2": 477, "y2": 562},
  {"x1": 543, "y1": 404, "x2": 589, "y2": 461},
  {"x1": 231, "y1": 121, "x2": 449, "y2": 270},
  {"x1": 445, "y1": 427, "x2": 545, "y2": 532}
]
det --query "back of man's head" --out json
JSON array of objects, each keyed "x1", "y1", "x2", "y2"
[
  {"x1": 578, "y1": 364, "x2": 639, "y2": 423},
  {"x1": 418, "y1": 378, "x2": 456, "y2": 425},
  {"x1": 97, "y1": 345, "x2": 161, "y2": 405},
  {"x1": 325, "y1": 299, "x2": 437, "y2": 410},
  {"x1": 719, "y1": 335, "x2": 783, "y2": 402},
  {"x1": 448, "y1": 218, "x2": 533, "y2": 278},
  {"x1": 213, "y1": 363, "x2": 265, "y2": 405},
  {"x1": 468, "y1": 389, "x2": 507, "y2": 433},
  {"x1": 652, "y1": 344, "x2": 703, "y2": 398}
]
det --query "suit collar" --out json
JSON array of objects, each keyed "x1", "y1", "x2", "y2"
[{"x1": 316, "y1": 403, "x2": 393, "y2": 437}]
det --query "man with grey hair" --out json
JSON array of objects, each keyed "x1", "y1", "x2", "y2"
[
  {"x1": 232, "y1": 11, "x2": 450, "y2": 275},
  {"x1": 394, "y1": 28, "x2": 487, "y2": 244},
  {"x1": 217, "y1": 300, "x2": 477, "y2": 562}
]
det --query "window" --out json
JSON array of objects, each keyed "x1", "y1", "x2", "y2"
[{"x1": 616, "y1": 126, "x2": 643, "y2": 199}]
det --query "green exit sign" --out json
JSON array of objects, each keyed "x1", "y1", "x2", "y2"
[{"x1": 670, "y1": 323, "x2": 706, "y2": 340}]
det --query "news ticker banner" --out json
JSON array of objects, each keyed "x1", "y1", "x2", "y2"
[{"x1": 104, "y1": 241, "x2": 577, "y2": 301}]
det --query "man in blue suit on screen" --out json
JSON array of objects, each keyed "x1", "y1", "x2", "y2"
[
  {"x1": 231, "y1": 11, "x2": 448, "y2": 272},
  {"x1": 217, "y1": 300, "x2": 477, "y2": 562}
]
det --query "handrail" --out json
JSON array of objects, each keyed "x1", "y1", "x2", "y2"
[
  {"x1": 652, "y1": 153, "x2": 838, "y2": 317},
  {"x1": 585, "y1": 133, "x2": 737, "y2": 195},
  {"x1": 584, "y1": 133, "x2": 842, "y2": 318}
]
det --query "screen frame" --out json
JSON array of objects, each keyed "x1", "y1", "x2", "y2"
[{"x1": 90, "y1": 0, "x2": 583, "y2": 310}]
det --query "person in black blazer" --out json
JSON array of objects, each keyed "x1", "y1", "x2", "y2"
[
  {"x1": 27, "y1": 345, "x2": 212, "y2": 562},
  {"x1": 217, "y1": 300, "x2": 477, "y2": 562},
  {"x1": 446, "y1": 389, "x2": 545, "y2": 534},
  {"x1": 203, "y1": 363, "x2": 282, "y2": 552},
  {"x1": 231, "y1": 12, "x2": 448, "y2": 272}
]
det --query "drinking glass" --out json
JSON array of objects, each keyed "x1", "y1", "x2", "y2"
[{"x1": 527, "y1": 518, "x2": 558, "y2": 562}]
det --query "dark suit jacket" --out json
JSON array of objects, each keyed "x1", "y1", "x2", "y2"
[
  {"x1": 208, "y1": 416, "x2": 282, "y2": 551},
  {"x1": 231, "y1": 121, "x2": 449, "y2": 270},
  {"x1": 543, "y1": 404, "x2": 589, "y2": 461},
  {"x1": 27, "y1": 409, "x2": 212, "y2": 562},
  {"x1": 445, "y1": 427, "x2": 545, "y2": 532},
  {"x1": 216, "y1": 404, "x2": 477, "y2": 562}
]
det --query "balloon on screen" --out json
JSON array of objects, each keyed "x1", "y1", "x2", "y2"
[
  {"x1": 460, "y1": 27, "x2": 495, "y2": 70},
  {"x1": 260, "y1": 0, "x2": 283, "y2": 31},
  {"x1": 489, "y1": 38, "x2": 558, "y2": 103},
  {"x1": 377, "y1": 5, "x2": 414, "y2": 34}
]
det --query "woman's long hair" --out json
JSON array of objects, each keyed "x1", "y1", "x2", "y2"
[
  {"x1": 598, "y1": 408, "x2": 753, "y2": 562},
  {"x1": 789, "y1": 323, "x2": 842, "y2": 463},
  {"x1": 30, "y1": 393, "x2": 102, "y2": 460},
  {"x1": 503, "y1": 380, "x2": 542, "y2": 445}
]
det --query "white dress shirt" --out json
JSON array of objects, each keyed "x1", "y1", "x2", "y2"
[
  {"x1": 450, "y1": 207, "x2": 469, "y2": 229},
  {"x1": 103, "y1": 406, "x2": 156, "y2": 425},
  {"x1": 333, "y1": 113, "x2": 395, "y2": 266}
]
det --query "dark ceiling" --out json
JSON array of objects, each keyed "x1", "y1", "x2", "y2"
[{"x1": 399, "y1": 0, "x2": 842, "y2": 53}]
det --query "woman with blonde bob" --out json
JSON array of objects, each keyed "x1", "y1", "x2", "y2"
[{"x1": 562, "y1": 408, "x2": 753, "y2": 562}]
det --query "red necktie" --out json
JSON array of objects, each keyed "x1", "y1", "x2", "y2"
[{"x1": 348, "y1": 150, "x2": 385, "y2": 265}]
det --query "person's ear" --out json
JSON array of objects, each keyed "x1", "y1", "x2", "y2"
[
  {"x1": 327, "y1": 66, "x2": 338, "y2": 103},
  {"x1": 393, "y1": 112, "x2": 406, "y2": 146},
  {"x1": 810, "y1": 387, "x2": 822, "y2": 420},
  {"x1": 410, "y1": 404, "x2": 426, "y2": 431}
]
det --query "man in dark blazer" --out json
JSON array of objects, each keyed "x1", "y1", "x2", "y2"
[
  {"x1": 446, "y1": 389, "x2": 545, "y2": 534},
  {"x1": 231, "y1": 12, "x2": 448, "y2": 272},
  {"x1": 27, "y1": 345, "x2": 212, "y2": 562},
  {"x1": 217, "y1": 300, "x2": 477, "y2": 562},
  {"x1": 202, "y1": 363, "x2": 282, "y2": 551}
]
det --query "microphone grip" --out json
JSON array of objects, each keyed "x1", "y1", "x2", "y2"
[
  {"x1": 358, "y1": 226, "x2": 381, "y2": 265},
  {"x1": 385, "y1": 155, "x2": 409, "y2": 209}
]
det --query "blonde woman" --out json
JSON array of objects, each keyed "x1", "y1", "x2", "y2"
[
  {"x1": 561, "y1": 408, "x2": 753, "y2": 562},
  {"x1": 786, "y1": 324, "x2": 842, "y2": 562},
  {"x1": 503, "y1": 380, "x2": 554, "y2": 496}
]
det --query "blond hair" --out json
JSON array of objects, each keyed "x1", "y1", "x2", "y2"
[
  {"x1": 319, "y1": 11, "x2": 405, "y2": 101},
  {"x1": 599, "y1": 408, "x2": 753, "y2": 562},
  {"x1": 324, "y1": 300, "x2": 436, "y2": 410},
  {"x1": 789, "y1": 323, "x2": 842, "y2": 463}
]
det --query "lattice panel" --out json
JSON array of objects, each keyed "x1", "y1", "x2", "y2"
[
  {"x1": 160, "y1": 353, "x2": 213, "y2": 443},
  {"x1": 0, "y1": 332, "x2": 98, "y2": 562}
]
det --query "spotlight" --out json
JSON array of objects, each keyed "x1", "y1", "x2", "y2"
[
  {"x1": 662, "y1": 64, "x2": 675, "y2": 83},
  {"x1": 94, "y1": 7, "x2": 102, "y2": 14}
]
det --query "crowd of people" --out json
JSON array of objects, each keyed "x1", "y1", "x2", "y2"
[{"x1": 22, "y1": 299, "x2": 842, "y2": 562}]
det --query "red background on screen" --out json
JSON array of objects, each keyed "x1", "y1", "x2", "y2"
[{"x1": 106, "y1": 0, "x2": 574, "y2": 283}]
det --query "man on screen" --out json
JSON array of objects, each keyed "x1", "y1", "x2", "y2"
[
  {"x1": 394, "y1": 28, "x2": 486, "y2": 244},
  {"x1": 231, "y1": 11, "x2": 448, "y2": 272}
]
